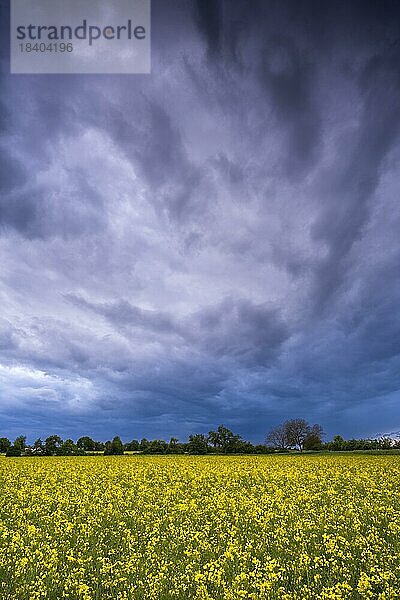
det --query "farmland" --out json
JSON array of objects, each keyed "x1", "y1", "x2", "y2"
[{"x1": 0, "y1": 455, "x2": 399, "y2": 599}]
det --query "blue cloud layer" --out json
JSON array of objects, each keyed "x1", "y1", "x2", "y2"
[{"x1": 0, "y1": 0, "x2": 400, "y2": 442}]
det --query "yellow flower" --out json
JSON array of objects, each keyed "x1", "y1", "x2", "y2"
[{"x1": 0, "y1": 454, "x2": 399, "y2": 599}]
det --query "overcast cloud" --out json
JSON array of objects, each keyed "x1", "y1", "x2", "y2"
[{"x1": 0, "y1": 0, "x2": 400, "y2": 442}]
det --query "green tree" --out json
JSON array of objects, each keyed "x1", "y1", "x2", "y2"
[
  {"x1": 230, "y1": 439, "x2": 255, "y2": 454},
  {"x1": 6, "y1": 445, "x2": 21, "y2": 457},
  {"x1": 104, "y1": 436, "x2": 124, "y2": 455},
  {"x1": 377, "y1": 437, "x2": 393, "y2": 450},
  {"x1": 14, "y1": 435, "x2": 26, "y2": 452},
  {"x1": 0, "y1": 437, "x2": 11, "y2": 453},
  {"x1": 58, "y1": 439, "x2": 80, "y2": 456},
  {"x1": 253, "y1": 444, "x2": 275, "y2": 454},
  {"x1": 124, "y1": 439, "x2": 140, "y2": 451},
  {"x1": 77, "y1": 436, "x2": 96, "y2": 452},
  {"x1": 167, "y1": 437, "x2": 183, "y2": 454},
  {"x1": 45, "y1": 435, "x2": 63, "y2": 456},
  {"x1": 333, "y1": 435, "x2": 345, "y2": 450},
  {"x1": 144, "y1": 440, "x2": 168, "y2": 454},
  {"x1": 139, "y1": 438, "x2": 150, "y2": 452},
  {"x1": 303, "y1": 431, "x2": 323, "y2": 450},
  {"x1": 33, "y1": 438, "x2": 45, "y2": 454},
  {"x1": 208, "y1": 425, "x2": 242, "y2": 453},
  {"x1": 188, "y1": 434, "x2": 209, "y2": 454}
]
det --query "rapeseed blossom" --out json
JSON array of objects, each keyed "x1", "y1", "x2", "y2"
[{"x1": 0, "y1": 454, "x2": 399, "y2": 599}]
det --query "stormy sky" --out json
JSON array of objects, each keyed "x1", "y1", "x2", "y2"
[{"x1": 1, "y1": 0, "x2": 400, "y2": 443}]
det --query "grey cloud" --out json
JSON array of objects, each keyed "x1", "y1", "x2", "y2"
[
  {"x1": 191, "y1": 297, "x2": 289, "y2": 366},
  {"x1": 100, "y1": 99, "x2": 204, "y2": 223},
  {"x1": 259, "y1": 35, "x2": 321, "y2": 176},
  {"x1": 0, "y1": 320, "x2": 18, "y2": 352},
  {"x1": 0, "y1": 179, "x2": 106, "y2": 239},
  {"x1": 66, "y1": 294, "x2": 183, "y2": 338},
  {"x1": 213, "y1": 153, "x2": 244, "y2": 185},
  {"x1": 0, "y1": 148, "x2": 27, "y2": 195},
  {"x1": 66, "y1": 293, "x2": 289, "y2": 368},
  {"x1": 311, "y1": 51, "x2": 400, "y2": 312},
  {"x1": 0, "y1": 0, "x2": 400, "y2": 441},
  {"x1": 195, "y1": 0, "x2": 223, "y2": 58},
  {"x1": 132, "y1": 101, "x2": 202, "y2": 220},
  {"x1": 341, "y1": 253, "x2": 400, "y2": 365}
]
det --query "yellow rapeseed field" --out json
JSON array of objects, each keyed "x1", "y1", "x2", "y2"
[{"x1": 0, "y1": 454, "x2": 399, "y2": 599}]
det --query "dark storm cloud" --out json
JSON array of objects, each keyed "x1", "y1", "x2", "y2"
[
  {"x1": 66, "y1": 294, "x2": 289, "y2": 367},
  {"x1": 340, "y1": 250, "x2": 400, "y2": 366},
  {"x1": 311, "y1": 50, "x2": 400, "y2": 312},
  {"x1": 0, "y1": 148, "x2": 27, "y2": 194},
  {"x1": 91, "y1": 98, "x2": 205, "y2": 222},
  {"x1": 191, "y1": 297, "x2": 289, "y2": 366},
  {"x1": 195, "y1": 0, "x2": 223, "y2": 58},
  {"x1": 192, "y1": 0, "x2": 324, "y2": 176},
  {"x1": 0, "y1": 0, "x2": 400, "y2": 442},
  {"x1": 259, "y1": 35, "x2": 321, "y2": 176},
  {"x1": 130, "y1": 101, "x2": 203, "y2": 221}
]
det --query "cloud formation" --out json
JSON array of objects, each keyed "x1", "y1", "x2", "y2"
[{"x1": 0, "y1": 0, "x2": 400, "y2": 441}]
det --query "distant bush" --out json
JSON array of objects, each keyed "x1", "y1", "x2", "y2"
[{"x1": 324, "y1": 435, "x2": 394, "y2": 451}]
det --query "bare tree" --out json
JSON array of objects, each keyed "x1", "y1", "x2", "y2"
[
  {"x1": 266, "y1": 424, "x2": 289, "y2": 450},
  {"x1": 284, "y1": 419, "x2": 323, "y2": 451}
]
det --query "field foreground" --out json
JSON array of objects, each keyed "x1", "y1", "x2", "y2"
[{"x1": 0, "y1": 455, "x2": 399, "y2": 599}]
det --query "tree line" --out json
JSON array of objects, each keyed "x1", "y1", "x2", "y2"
[{"x1": 0, "y1": 419, "x2": 397, "y2": 456}]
